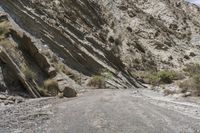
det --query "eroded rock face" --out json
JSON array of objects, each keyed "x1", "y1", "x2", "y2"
[
  {"x1": 0, "y1": 0, "x2": 144, "y2": 98},
  {"x1": 0, "y1": 0, "x2": 200, "y2": 97}
]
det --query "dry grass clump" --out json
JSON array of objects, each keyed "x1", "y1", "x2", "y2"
[
  {"x1": 55, "y1": 63, "x2": 81, "y2": 83},
  {"x1": 21, "y1": 64, "x2": 36, "y2": 80},
  {"x1": 87, "y1": 75, "x2": 106, "y2": 89},
  {"x1": 183, "y1": 63, "x2": 200, "y2": 76},
  {"x1": 43, "y1": 79, "x2": 59, "y2": 96},
  {"x1": 179, "y1": 74, "x2": 200, "y2": 96},
  {"x1": 37, "y1": 86, "x2": 49, "y2": 97},
  {"x1": 0, "y1": 39, "x2": 13, "y2": 49},
  {"x1": 149, "y1": 70, "x2": 176, "y2": 85},
  {"x1": 100, "y1": 69, "x2": 113, "y2": 79},
  {"x1": 87, "y1": 69, "x2": 113, "y2": 89},
  {"x1": 179, "y1": 63, "x2": 200, "y2": 96},
  {"x1": 0, "y1": 21, "x2": 10, "y2": 36},
  {"x1": 0, "y1": 27, "x2": 7, "y2": 36},
  {"x1": 55, "y1": 63, "x2": 65, "y2": 72},
  {"x1": 135, "y1": 70, "x2": 182, "y2": 85}
]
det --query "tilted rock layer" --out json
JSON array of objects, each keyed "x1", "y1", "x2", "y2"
[{"x1": 0, "y1": 0, "x2": 200, "y2": 97}]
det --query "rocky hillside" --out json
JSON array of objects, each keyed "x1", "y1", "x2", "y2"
[{"x1": 0, "y1": 0, "x2": 200, "y2": 97}]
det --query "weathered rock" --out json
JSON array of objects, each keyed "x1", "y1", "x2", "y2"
[
  {"x1": 0, "y1": 94, "x2": 6, "y2": 100},
  {"x1": 14, "y1": 96, "x2": 24, "y2": 103},
  {"x1": 55, "y1": 73, "x2": 78, "y2": 97},
  {"x1": 7, "y1": 96, "x2": 15, "y2": 101},
  {"x1": 0, "y1": 48, "x2": 41, "y2": 98},
  {"x1": 63, "y1": 87, "x2": 77, "y2": 98},
  {"x1": 3, "y1": 100, "x2": 14, "y2": 105}
]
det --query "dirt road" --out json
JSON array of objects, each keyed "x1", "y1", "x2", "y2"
[{"x1": 0, "y1": 89, "x2": 200, "y2": 133}]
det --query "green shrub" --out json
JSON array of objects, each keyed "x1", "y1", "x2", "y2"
[
  {"x1": 87, "y1": 75, "x2": 106, "y2": 89},
  {"x1": 135, "y1": 70, "x2": 180, "y2": 85},
  {"x1": 156, "y1": 70, "x2": 177, "y2": 84}
]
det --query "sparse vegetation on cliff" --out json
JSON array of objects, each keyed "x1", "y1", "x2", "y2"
[
  {"x1": 135, "y1": 70, "x2": 181, "y2": 85},
  {"x1": 88, "y1": 75, "x2": 106, "y2": 89},
  {"x1": 88, "y1": 69, "x2": 113, "y2": 88},
  {"x1": 0, "y1": 21, "x2": 10, "y2": 36},
  {"x1": 43, "y1": 79, "x2": 59, "y2": 96},
  {"x1": 21, "y1": 64, "x2": 36, "y2": 80},
  {"x1": 179, "y1": 64, "x2": 200, "y2": 96}
]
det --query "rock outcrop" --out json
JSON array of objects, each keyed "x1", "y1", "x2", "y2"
[{"x1": 0, "y1": 0, "x2": 200, "y2": 97}]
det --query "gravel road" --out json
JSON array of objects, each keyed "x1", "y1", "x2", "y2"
[{"x1": 0, "y1": 89, "x2": 200, "y2": 133}]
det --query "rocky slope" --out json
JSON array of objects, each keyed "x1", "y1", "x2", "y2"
[
  {"x1": 1, "y1": 0, "x2": 200, "y2": 132},
  {"x1": 0, "y1": 0, "x2": 200, "y2": 96}
]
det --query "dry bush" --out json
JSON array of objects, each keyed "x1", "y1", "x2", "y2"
[
  {"x1": 100, "y1": 69, "x2": 113, "y2": 79},
  {"x1": 88, "y1": 75, "x2": 106, "y2": 89},
  {"x1": 178, "y1": 63, "x2": 200, "y2": 96},
  {"x1": 179, "y1": 74, "x2": 200, "y2": 96},
  {"x1": 87, "y1": 69, "x2": 113, "y2": 88},
  {"x1": 183, "y1": 63, "x2": 200, "y2": 76},
  {"x1": 0, "y1": 27, "x2": 7, "y2": 36},
  {"x1": 37, "y1": 87, "x2": 49, "y2": 97},
  {"x1": 43, "y1": 79, "x2": 59, "y2": 96},
  {"x1": 0, "y1": 39, "x2": 13, "y2": 49},
  {"x1": 55, "y1": 63, "x2": 65, "y2": 72},
  {"x1": 135, "y1": 70, "x2": 181, "y2": 85},
  {"x1": 0, "y1": 21, "x2": 10, "y2": 36},
  {"x1": 21, "y1": 64, "x2": 36, "y2": 80},
  {"x1": 55, "y1": 63, "x2": 80, "y2": 82}
]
